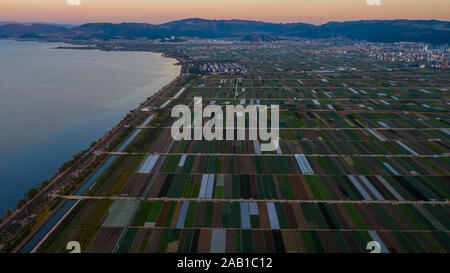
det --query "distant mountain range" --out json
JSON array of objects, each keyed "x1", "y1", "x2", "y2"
[{"x1": 1, "y1": 18, "x2": 449, "y2": 44}]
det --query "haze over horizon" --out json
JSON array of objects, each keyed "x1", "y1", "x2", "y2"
[{"x1": 1, "y1": 0, "x2": 449, "y2": 25}]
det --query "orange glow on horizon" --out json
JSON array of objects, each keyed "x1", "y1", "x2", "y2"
[{"x1": 0, "y1": 0, "x2": 449, "y2": 25}]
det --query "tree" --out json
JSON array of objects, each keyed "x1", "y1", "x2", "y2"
[
  {"x1": 25, "y1": 188, "x2": 39, "y2": 200},
  {"x1": 6, "y1": 208, "x2": 13, "y2": 217},
  {"x1": 39, "y1": 181, "x2": 49, "y2": 190},
  {"x1": 16, "y1": 199, "x2": 27, "y2": 209}
]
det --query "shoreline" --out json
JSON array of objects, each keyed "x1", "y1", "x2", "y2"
[{"x1": 0, "y1": 42, "x2": 185, "y2": 251}]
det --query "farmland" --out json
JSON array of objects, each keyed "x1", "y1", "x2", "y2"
[{"x1": 22, "y1": 41, "x2": 450, "y2": 253}]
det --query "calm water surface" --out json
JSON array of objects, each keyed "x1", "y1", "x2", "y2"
[{"x1": 0, "y1": 40, "x2": 180, "y2": 213}]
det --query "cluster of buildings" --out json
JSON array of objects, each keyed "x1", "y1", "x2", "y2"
[
  {"x1": 198, "y1": 62, "x2": 248, "y2": 74},
  {"x1": 303, "y1": 42, "x2": 449, "y2": 69},
  {"x1": 368, "y1": 43, "x2": 449, "y2": 69}
]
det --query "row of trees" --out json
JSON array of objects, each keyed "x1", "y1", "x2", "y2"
[
  {"x1": 0, "y1": 142, "x2": 99, "y2": 222},
  {"x1": 0, "y1": 180, "x2": 48, "y2": 225}
]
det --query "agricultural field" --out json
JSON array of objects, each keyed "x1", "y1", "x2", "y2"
[{"x1": 33, "y1": 44, "x2": 449, "y2": 253}]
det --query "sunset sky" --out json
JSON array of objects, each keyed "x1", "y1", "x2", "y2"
[{"x1": 1, "y1": 0, "x2": 449, "y2": 25}]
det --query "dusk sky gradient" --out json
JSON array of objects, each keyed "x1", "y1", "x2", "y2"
[{"x1": 1, "y1": 0, "x2": 449, "y2": 25}]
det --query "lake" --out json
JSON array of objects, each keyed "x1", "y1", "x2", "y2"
[{"x1": 0, "y1": 40, "x2": 180, "y2": 214}]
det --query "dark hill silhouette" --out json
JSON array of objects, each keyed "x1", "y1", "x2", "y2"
[{"x1": 1, "y1": 18, "x2": 449, "y2": 44}]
